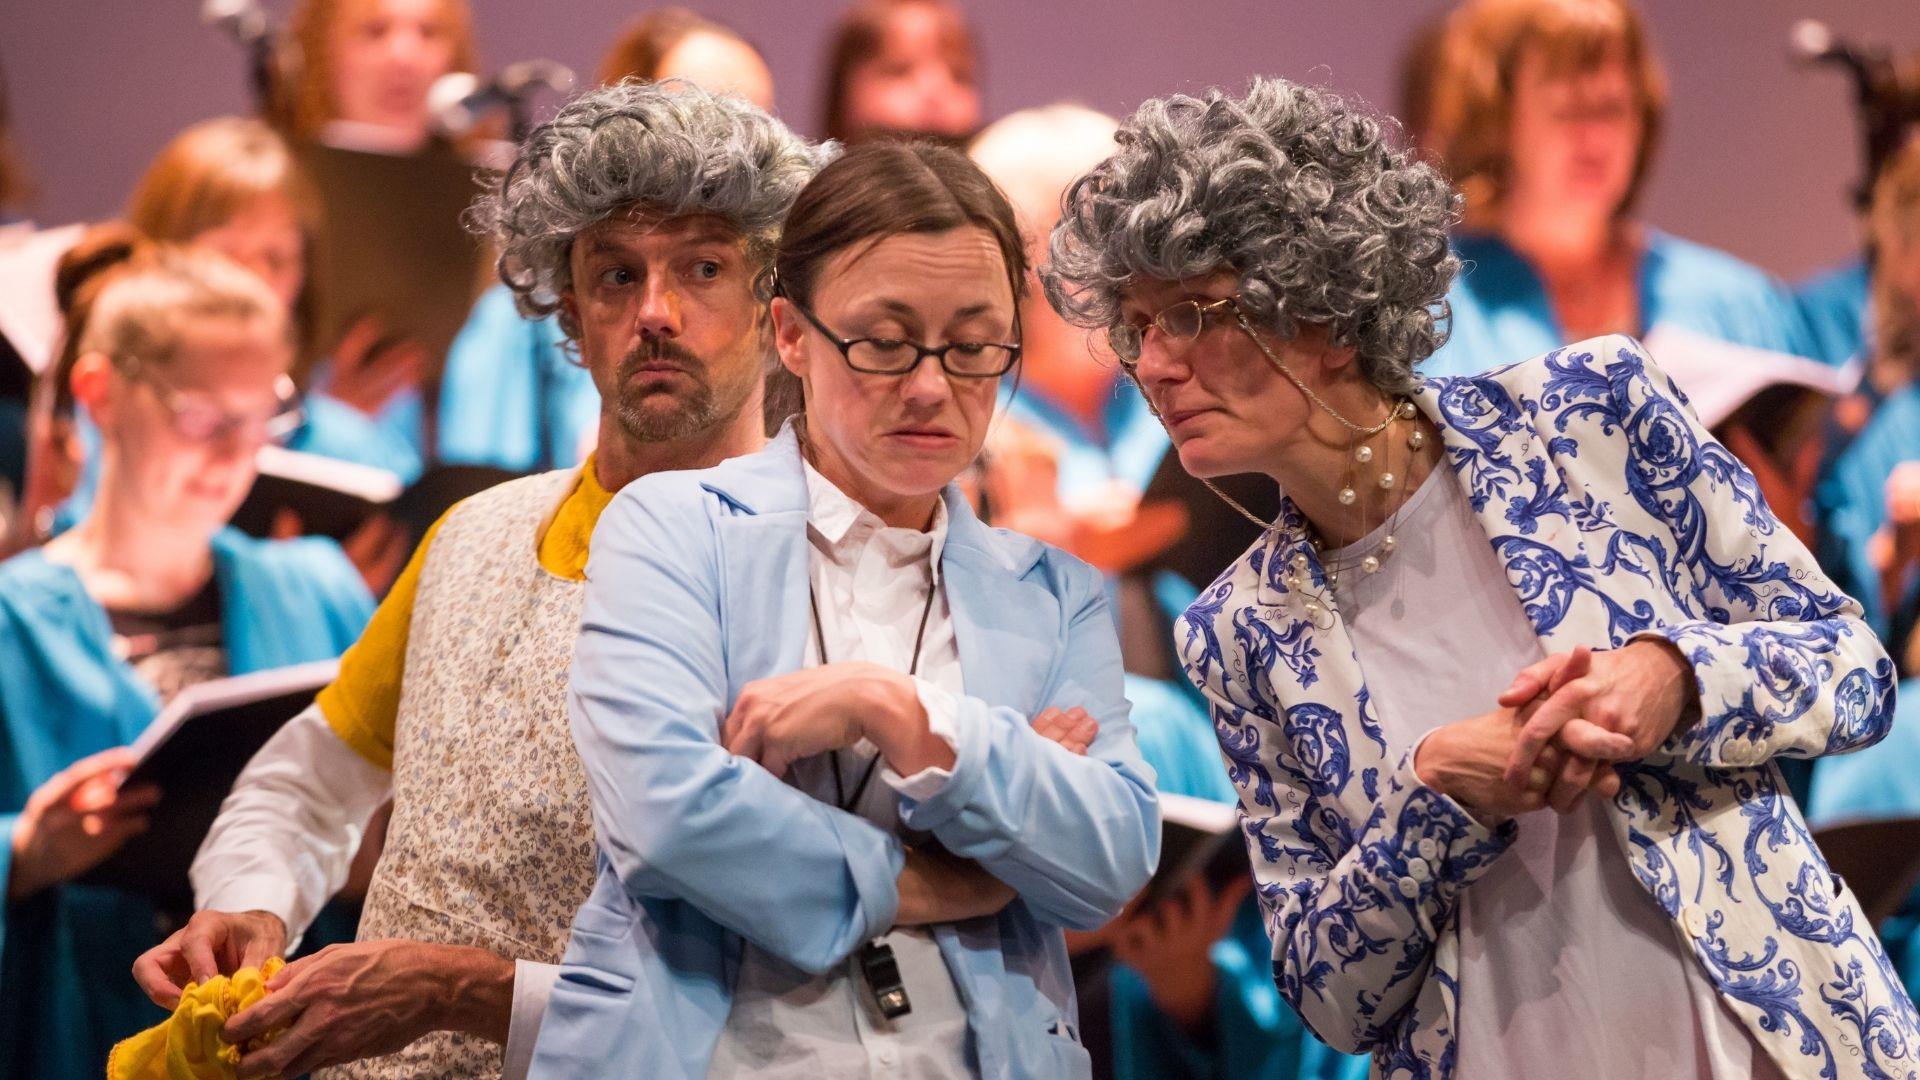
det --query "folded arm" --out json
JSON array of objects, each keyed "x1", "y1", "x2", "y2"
[
  {"x1": 896, "y1": 563, "x2": 1160, "y2": 930},
  {"x1": 570, "y1": 483, "x2": 907, "y2": 975}
]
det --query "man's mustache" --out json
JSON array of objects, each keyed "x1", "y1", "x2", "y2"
[{"x1": 619, "y1": 337, "x2": 704, "y2": 375}]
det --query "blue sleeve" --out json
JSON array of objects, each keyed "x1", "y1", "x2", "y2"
[
  {"x1": 289, "y1": 392, "x2": 424, "y2": 485},
  {"x1": 897, "y1": 558, "x2": 1160, "y2": 930},
  {"x1": 568, "y1": 482, "x2": 906, "y2": 975},
  {"x1": 435, "y1": 286, "x2": 566, "y2": 472}
]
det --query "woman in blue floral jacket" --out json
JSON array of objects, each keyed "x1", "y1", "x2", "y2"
[{"x1": 1042, "y1": 77, "x2": 1918, "y2": 1079}]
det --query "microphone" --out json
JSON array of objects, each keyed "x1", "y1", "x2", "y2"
[
  {"x1": 1789, "y1": 19, "x2": 1878, "y2": 85},
  {"x1": 429, "y1": 61, "x2": 575, "y2": 141},
  {"x1": 201, "y1": 0, "x2": 269, "y2": 47},
  {"x1": 201, "y1": 0, "x2": 278, "y2": 115}
]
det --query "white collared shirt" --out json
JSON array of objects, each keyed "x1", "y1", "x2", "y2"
[{"x1": 704, "y1": 460, "x2": 973, "y2": 1079}]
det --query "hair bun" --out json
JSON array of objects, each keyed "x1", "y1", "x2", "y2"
[{"x1": 53, "y1": 220, "x2": 148, "y2": 317}]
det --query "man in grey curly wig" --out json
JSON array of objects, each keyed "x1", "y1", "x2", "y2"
[
  {"x1": 1046, "y1": 75, "x2": 1913, "y2": 1080},
  {"x1": 139, "y1": 81, "x2": 829, "y2": 1080}
]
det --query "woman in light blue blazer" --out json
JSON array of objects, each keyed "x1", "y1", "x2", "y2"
[{"x1": 532, "y1": 141, "x2": 1159, "y2": 1078}]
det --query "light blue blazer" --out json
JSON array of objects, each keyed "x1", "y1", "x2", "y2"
[{"x1": 530, "y1": 427, "x2": 1161, "y2": 1079}]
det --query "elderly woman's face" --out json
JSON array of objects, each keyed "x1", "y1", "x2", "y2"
[
  {"x1": 1504, "y1": 45, "x2": 1643, "y2": 220},
  {"x1": 775, "y1": 227, "x2": 1014, "y2": 522},
  {"x1": 1121, "y1": 271, "x2": 1314, "y2": 481}
]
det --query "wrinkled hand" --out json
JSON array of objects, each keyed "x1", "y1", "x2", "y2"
[
  {"x1": 1417, "y1": 648, "x2": 1630, "y2": 823},
  {"x1": 133, "y1": 908, "x2": 289, "y2": 1010},
  {"x1": 1111, "y1": 874, "x2": 1253, "y2": 1033},
  {"x1": 8, "y1": 747, "x2": 160, "y2": 900},
  {"x1": 1502, "y1": 640, "x2": 1698, "y2": 797},
  {"x1": 722, "y1": 661, "x2": 923, "y2": 778},
  {"x1": 326, "y1": 315, "x2": 426, "y2": 417},
  {"x1": 225, "y1": 940, "x2": 513, "y2": 1078}
]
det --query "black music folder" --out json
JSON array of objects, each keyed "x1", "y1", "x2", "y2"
[
  {"x1": 1139, "y1": 792, "x2": 1250, "y2": 910},
  {"x1": 78, "y1": 661, "x2": 337, "y2": 908}
]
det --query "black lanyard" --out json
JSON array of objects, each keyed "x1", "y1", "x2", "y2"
[{"x1": 807, "y1": 571, "x2": 938, "y2": 814}]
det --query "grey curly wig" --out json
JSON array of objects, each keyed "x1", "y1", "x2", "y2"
[
  {"x1": 468, "y1": 80, "x2": 834, "y2": 340},
  {"x1": 1042, "y1": 77, "x2": 1461, "y2": 394}
]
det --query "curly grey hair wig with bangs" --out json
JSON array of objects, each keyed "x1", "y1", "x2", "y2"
[
  {"x1": 1042, "y1": 77, "x2": 1460, "y2": 395},
  {"x1": 468, "y1": 80, "x2": 834, "y2": 340}
]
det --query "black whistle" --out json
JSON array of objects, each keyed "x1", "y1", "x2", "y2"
[{"x1": 859, "y1": 940, "x2": 912, "y2": 1020}]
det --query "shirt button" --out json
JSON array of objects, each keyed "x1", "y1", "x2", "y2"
[
  {"x1": 1397, "y1": 876, "x2": 1421, "y2": 900},
  {"x1": 1406, "y1": 858, "x2": 1431, "y2": 882},
  {"x1": 1417, "y1": 838, "x2": 1441, "y2": 861},
  {"x1": 1681, "y1": 906, "x2": 1709, "y2": 938},
  {"x1": 876, "y1": 1049, "x2": 898, "y2": 1068}
]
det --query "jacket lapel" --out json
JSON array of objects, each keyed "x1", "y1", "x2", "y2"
[
  {"x1": 938, "y1": 488, "x2": 1058, "y2": 716},
  {"x1": 703, "y1": 429, "x2": 813, "y2": 696},
  {"x1": 1419, "y1": 373, "x2": 1619, "y2": 651},
  {"x1": 1236, "y1": 500, "x2": 1393, "y2": 819}
]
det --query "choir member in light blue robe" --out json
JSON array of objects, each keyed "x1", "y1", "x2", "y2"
[
  {"x1": 0, "y1": 532, "x2": 371, "y2": 1080},
  {"x1": 1424, "y1": 229, "x2": 1817, "y2": 378},
  {"x1": 1795, "y1": 255, "x2": 1873, "y2": 368},
  {"x1": 1813, "y1": 381, "x2": 1920, "y2": 641},
  {"x1": 0, "y1": 247, "x2": 373, "y2": 1079},
  {"x1": 1805, "y1": 681, "x2": 1920, "y2": 996}
]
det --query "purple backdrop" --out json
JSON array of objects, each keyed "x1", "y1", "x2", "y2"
[{"x1": 5, "y1": 0, "x2": 1914, "y2": 278}]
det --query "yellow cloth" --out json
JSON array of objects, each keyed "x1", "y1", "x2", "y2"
[
  {"x1": 106, "y1": 958, "x2": 286, "y2": 1080},
  {"x1": 315, "y1": 458, "x2": 612, "y2": 769}
]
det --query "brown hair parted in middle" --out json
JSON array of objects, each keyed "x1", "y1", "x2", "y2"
[
  {"x1": 765, "y1": 140, "x2": 1025, "y2": 424},
  {"x1": 771, "y1": 139, "x2": 1026, "y2": 313}
]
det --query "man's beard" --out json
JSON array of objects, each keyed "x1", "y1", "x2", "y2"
[{"x1": 612, "y1": 337, "x2": 742, "y2": 443}]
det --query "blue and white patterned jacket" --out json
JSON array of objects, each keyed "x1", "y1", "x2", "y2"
[{"x1": 1178, "y1": 335, "x2": 1917, "y2": 1078}]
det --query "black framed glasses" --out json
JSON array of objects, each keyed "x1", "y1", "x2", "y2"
[
  {"x1": 788, "y1": 299, "x2": 1020, "y2": 378},
  {"x1": 120, "y1": 355, "x2": 306, "y2": 446},
  {"x1": 1107, "y1": 296, "x2": 1241, "y2": 367}
]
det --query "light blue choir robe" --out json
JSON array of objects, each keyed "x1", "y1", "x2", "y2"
[
  {"x1": 1001, "y1": 377, "x2": 1169, "y2": 499},
  {"x1": 434, "y1": 284, "x2": 599, "y2": 473},
  {"x1": 1813, "y1": 379, "x2": 1920, "y2": 641},
  {"x1": 1114, "y1": 675, "x2": 1370, "y2": 1080},
  {"x1": 1794, "y1": 255, "x2": 1872, "y2": 368},
  {"x1": 0, "y1": 529, "x2": 372, "y2": 1080},
  {"x1": 1424, "y1": 230, "x2": 1817, "y2": 379},
  {"x1": 1806, "y1": 679, "x2": 1920, "y2": 996}
]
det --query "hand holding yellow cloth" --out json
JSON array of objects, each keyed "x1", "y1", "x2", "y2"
[{"x1": 108, "y1": 957, "x2": 286, "y2": 1080}]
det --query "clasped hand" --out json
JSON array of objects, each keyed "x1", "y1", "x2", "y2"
[{"x1": 1417, "y1": 640, "x2": 1697, "y2": 822}]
